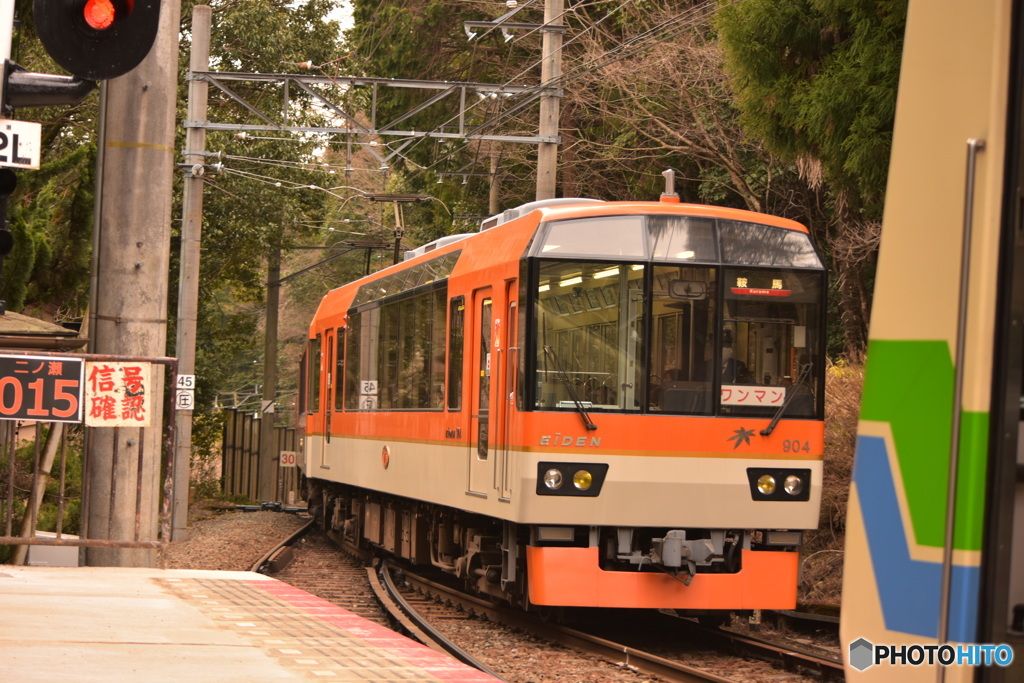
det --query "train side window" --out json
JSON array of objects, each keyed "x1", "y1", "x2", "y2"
[
  {"x1": 381, "y1": 303, "x2": 401, "y2": 408},
  {"x1": 448, "y1": 296, "x2": 465, "y2": 411},
  {"x1": 430, "y1": 289, "x2": 446, "y2": 408},
  {"x1": 380, "y1": 288, "x2": 446, "y2": 410},
  {"x1": 345, "y1": 285, "x2": 450, "y2": 412},
  {"x1": 334, "y1": 328, "x2": 345, "y2": 411},
  {"x1": 344, "y1": 314, "x2": 362, "y2": 410},
  {"x1": 307, "y1": 334, "x2": 321, "y2": 413}
]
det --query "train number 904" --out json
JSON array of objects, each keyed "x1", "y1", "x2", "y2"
[{"x1": 782, "y1": 439, "x2": 812, "y2": 453}]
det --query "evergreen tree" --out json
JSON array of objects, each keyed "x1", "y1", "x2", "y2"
[
  {"x1": 0, "y1": 0, "x2": 100, "y2": 318},
  {"x1": 717, "y1": 0, "x2": 906, "y2": 214},
  {"x1": 716, "y1": 0, "x2": 908, "y2": 357}
]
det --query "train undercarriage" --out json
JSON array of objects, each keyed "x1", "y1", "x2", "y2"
[{"x1": 304, "y1": 475, "x2": 764, "y2": 616}]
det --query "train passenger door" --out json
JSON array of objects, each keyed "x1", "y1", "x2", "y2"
[
  {"x1": 468, "y1": 289, "x2": 492, "y2": 496},
  {"x1": 305, "y1": 334, "x2": 323, "y2": 470},
  {"x1": 495, "y1": 283, "x2": 517, "y2": 502},
  {"x1": 320, "y1": 330, "x2": 334, "y2": 469}
]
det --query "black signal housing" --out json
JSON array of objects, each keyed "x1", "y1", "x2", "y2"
[
  {"x1": 33, "y1": 0, "x2": 162, "y2": 81},
  {"x1": 0, "y1": 168, "x2": 17, "y2": 259}
]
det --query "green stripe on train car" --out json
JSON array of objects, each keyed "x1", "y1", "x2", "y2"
[{"x1": 860, "y1": 340, "x2": 988, "y2": 551}]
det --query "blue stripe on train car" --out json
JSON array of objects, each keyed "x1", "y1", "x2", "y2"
[{"x1": 853, "y1": 434, "x2": 980, "y2": 643}]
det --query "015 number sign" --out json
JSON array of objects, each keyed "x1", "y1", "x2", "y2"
[{"x1": 0, "y1": 354, "x2": 84, "y2": 423}]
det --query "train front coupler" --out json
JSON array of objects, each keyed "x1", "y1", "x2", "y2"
[{"x1": 616, "y1": 529, "x2": 728, "y2": 584}]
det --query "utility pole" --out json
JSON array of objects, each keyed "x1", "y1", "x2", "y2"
[
  {"x1": 536, "y1": 0, "x2": 563, "y2": 200},
  {"x1": 392, "y1": 203, "x2": 405, "y2": 264},
  {"x1": 257, "y1": 246, "x2": 280, "y2": 501},
  {"x1": 85, "y1": 0, "x2": 183, "y2": 566},
  {"x1": 171, "y1": 4, "x2": 210, "y2": 539},
  {"x1": 489, "y1": 151, "x2": 500, "y2": 214}
]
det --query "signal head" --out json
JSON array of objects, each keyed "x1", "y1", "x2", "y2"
[{"x1": 33, "y1": 0, "x2": 161, "y2": 81}]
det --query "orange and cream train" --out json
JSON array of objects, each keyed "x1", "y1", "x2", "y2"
[{"x1": 299, "y1": 182, "x2": 826, "y2": 613}]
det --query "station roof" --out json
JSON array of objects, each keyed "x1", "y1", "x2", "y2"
[{"x1": 0, "y1": 310, "x2": 86, "y2": 351}]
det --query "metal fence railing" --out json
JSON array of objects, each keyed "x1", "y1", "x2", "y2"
[
  {"x1": 221, "y1": 408, "x2": 301, "y2": 504},
  {"x1": 0, "y1": 352, "x2": 177, "y2": 564}
]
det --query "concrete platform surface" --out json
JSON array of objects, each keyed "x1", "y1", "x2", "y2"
[{"x1": 0, "y1": 566, "x2": 498, "y2": 681}]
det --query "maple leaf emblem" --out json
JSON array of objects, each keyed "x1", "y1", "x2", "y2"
[{"x1": 727, "y1": 427, "x2": 755, "y2": 450}]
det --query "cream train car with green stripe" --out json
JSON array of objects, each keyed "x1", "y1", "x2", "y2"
[{"x1": 840, "y1": 0, "x2": 1024, "y2": 680}]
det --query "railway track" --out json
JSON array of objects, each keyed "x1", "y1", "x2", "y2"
[
  {"x1": 368, "y1": 560, "x2": 504, "y2": 679},
  {"x1": 254, "y1": 522, "x2": 391, "y2": 625},
  {"x1": 261, "y1": 524, "x2": 844, "y2": 682},
  {"x1": 387, "y1": 563, "x2": 843, "y2": 683}
]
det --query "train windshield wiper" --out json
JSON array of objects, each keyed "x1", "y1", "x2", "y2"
[
  {"x1": 543, "y1": 345, "x2": 597, "y2": 431},
  {"x1": 760, "y1": 363, "x2": 813, "y2": 436}
]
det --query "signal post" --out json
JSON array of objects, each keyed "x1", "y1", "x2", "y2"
[
  {"x1": 86, "y1": 0, "x2": 182, "y2": 567},
  {"x1": 0, "y1": 0, "x2": 177, "y2": 567}
]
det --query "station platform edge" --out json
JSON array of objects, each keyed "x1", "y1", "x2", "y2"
[{"x1": 0, "y1": 565, "x2": 498, "y2": 682}]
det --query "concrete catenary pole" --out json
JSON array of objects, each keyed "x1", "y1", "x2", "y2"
[
  {"x1": 172, "y1": 4, "x2": 211, "y2": 539},
  {"x1": 535, "y1": 0, "x2": 563, "y2": 200},
  {"x1": 489, "y1": 151, "x2": 500, "y2": 214},
  {"x1": 257, "y1": 246, "x2": 280, "y2": 502},
  {"x1": 85, "y1": 0, "x2": 183, "y2": 567}
]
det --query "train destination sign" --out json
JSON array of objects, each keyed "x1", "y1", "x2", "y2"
[
  {"x1": 0, "y1": 354, "x2": 85, "y2": 423},
  {"x1": 730, "y1": 287, "x2": 792, "y2": 297}
]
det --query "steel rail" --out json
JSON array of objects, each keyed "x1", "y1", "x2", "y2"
[
  {"x1": 397, "y1": 569, "x2": 736, "y2": 683},
  {"x1": 656, "y1": 610, "x2": 841, "y2": 679},
  {"x1": 707, "y1": 625, "x2": 843, "y2": 680},
  {"x1": 249, "y1": 516, "x2": 315, "y2": 573},
  {"x1": 368, "y1": 560, "x2": 505, "y2": 680}
]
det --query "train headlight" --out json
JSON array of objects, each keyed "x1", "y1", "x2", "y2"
[
  {"x1": 746, "y1": 468, "x2": 812, "y2": 501},
  {"x1": 536, "y1": 462, "x2": 609, "y2": 496},
  {"x1": 756, "y1": 474, "x2": 776, "y2": 496},
  {"x1": 572, "y1": 469, "x2": 593, "y2": 491},
  {"x1": 543, "y1": 468, "x2": 564, "y2": 490},
  {"x1": 784, "y1": 475, "x2": 803, "y2": 496}
]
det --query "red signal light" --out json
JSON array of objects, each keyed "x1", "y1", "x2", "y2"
[{"x1": 83, "y1": 0, "x2": 117, "y2": 30}]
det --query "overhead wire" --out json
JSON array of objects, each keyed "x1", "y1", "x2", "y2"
[
  {"x1": 374, "y1": 0, "x2": 723, "y2": 186},
  {"x1": 202, "y1": 0, "x2": 728, "y2": 205}
]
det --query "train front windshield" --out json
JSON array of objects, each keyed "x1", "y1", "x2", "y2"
[{"x1": 528, "y1": 214, "x2": 825, "y2": 417}]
